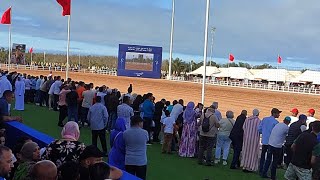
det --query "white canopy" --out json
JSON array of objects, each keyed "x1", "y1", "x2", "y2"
[
  {"x1": 187, "y1": 66, "x2": 220, "y2": 76},
  {"x1": 291, "y1": 70, "x2": 320, "y2": 83},
  {"x1": 254, "y1": 69, "x2": 288, "y2": 82},
  {"x1": 214, "y1": 67, "x2": 254, "y2": 80}
]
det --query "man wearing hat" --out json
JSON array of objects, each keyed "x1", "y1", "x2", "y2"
[
  {"x1": 289, "y1": 108, "x2": 299, "y2": 126},
  {"x1": 261, "y1": 116, "x2": 291, "y2": 180},
  {"x1": 284, "y1": 114, "x2": 308, "y2": 167},
  {"x1": 258, "y1": 108, "x2": 281, "y2": 178},
  {"x1": 79, "y1": 145, "x2": 122, "y2": 180},
  {"x1": 307, "y1": 108, "x2": 317, "y2": 130}
]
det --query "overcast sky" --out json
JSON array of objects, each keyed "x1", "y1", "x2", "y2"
[{"x1": 0, "y1": 0, "x2": 319, "y2": 69}]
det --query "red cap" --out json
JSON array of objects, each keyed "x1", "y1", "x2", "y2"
[
  {"x1": 308, "y1": 109, "x2": 315, "y2": 115},
  {"x1": 290, "y1": 108, "x2": 299, "y2": 114}
]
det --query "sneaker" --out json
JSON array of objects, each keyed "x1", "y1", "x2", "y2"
[
  {"x1": 223, "y1": 161, "x2": 227, "y2": 166},
  {"x1": 147, "y1": 143, "x2": 152, "y2": 146},
  {"x1": 214, "y1": 159, "x2": 220, "y2": 164}
]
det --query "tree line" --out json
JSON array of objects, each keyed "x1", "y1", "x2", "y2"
[{"x1": 0, "y1": 47, "x2": 277, "y2": 75}]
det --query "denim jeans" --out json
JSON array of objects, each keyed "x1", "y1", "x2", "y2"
[
  {"x1": 68, "y1": 105, "x2": 78, "y2": 123},
  {"x1": 107, "y1": 111, "x2": 117, "y2": 130},
  {"x1": 259, "y1": 145, "x2": 270, "y2": 175},
  {"x1": 262, "y1": 146, "x2": 282, "y2": 179},
  {"x1": 215, "y1": 134, "x2": 232, "y2": 160}
]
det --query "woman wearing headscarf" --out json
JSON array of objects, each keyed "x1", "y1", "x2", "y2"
[
  {"x1": 108, "y1": 118, "x2": 126, "y2": 170},
  {"x1": 42, "y1": 121, "x2": 86, "y2": 167},
  {"x1": 178, "y1": 102, "x2": 197, "y2": 157},
  {"x1": 13, "y1": 142, "x2": 40, "y2": 180}
]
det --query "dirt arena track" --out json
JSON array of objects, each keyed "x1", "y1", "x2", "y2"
[{"x1": 18, "y1": 69, "x2": 319, "y2": 119}]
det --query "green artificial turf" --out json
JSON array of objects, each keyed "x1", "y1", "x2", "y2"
[{"x1": 12, "y1": 104, "x2": 285, "y2": 180}]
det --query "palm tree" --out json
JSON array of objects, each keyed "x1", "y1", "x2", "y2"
[{"x1": 172, "y1": 58, "x2": 183, "y2": 75}]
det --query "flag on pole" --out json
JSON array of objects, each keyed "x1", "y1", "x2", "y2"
[
  {"x1": 1, "y1": 7, "x2": 11, "y2": 24},
  {"x1": 57, "y1": 0, "x2": 71, "y2": 16},
  {"x1": 277, "y1": 55, "x2": 282, "y2": 64},
  {"x1": 229, "y1": 53, "x2": 235, "y2": 62},
  {"x1": 29, "y1": 47, "x2": 33, "y2": 54}
]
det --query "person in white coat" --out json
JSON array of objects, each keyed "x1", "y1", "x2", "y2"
[
  {"x1": 15, "y1": 76, "x2": 25, "y2": 111},
  {"x1": 0, "y1": 74, "x2": 12, "y2": 98}
]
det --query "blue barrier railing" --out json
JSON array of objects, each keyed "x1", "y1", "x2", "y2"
[{"x1": 5, "y1": 121, "x2": 140, "y2": 180}]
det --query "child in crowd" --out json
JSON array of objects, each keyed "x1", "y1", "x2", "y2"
[{"x1": 161, "y1": 110, "x2": 177, "y2": 154}]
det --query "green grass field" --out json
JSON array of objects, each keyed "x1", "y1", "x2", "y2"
[{"x1": 12, "y1": 104, "x2": 285, "y2": 180}]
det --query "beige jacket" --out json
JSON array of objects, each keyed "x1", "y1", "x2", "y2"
[{"x1": 199, "y1": 109, "x2": 220, "y2": 137}]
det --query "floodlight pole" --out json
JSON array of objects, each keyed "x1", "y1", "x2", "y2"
[{"x1": 168, "y1": 0, "x2": 175, "y2": 80}]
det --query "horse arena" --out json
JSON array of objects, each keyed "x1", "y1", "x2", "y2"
[{"x1": 18, "y1": 69, "x2": 319, "y2": 119}]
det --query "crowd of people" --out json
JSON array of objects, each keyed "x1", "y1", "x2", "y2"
[{"x1": 0, "y1": 69, "x2": 319, "y2": 180}]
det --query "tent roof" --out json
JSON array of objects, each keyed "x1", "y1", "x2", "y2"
[
  {"x1": 292, "y1": 70, "x2": 320, "y2": 83},
  {"x1": 254, "y1": 69, "x2": 288, "y2": 82},
  {"x1": 214, "y1": 67, "x2": 254, "y2": 80},
  {"x1": 187, "y1": 66, "x2": 220, "y2": 76}
]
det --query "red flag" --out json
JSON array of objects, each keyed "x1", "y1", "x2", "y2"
[
  {"x1": 1, "y1": 7, "x2": 11, "y2": 24},
  {"x1": 229, "y1": 54, "x2": 235, "y2": 62},
  {"x1": 29, "y1": 47, "x2": 33, "y2": 54},
  {"x1": 57, "y1": 0, "x2": 71, "y2": 16},
  {"x1": 278, "y1": 55, "x2": 282, "y2": 64}
]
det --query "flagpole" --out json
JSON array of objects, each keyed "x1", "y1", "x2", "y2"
[
  {"x1": 168, "y1": 0, "x2": 175, "y2": 80},
  {"x1": 227, "y1": 61, "x2": 230, "y2": 85},
  {"x1": 44, "y1": 51, "x2": 46, "y2": 64},
  {"x1": 66, "y1": 15, "x2": 71, "y2": 79},
  {"x1": 31, "y1": 52, "x2": 33, "y2": 66},
  {"x1": 78, "y1": 53, "x2": 80, "y2": 70},
  {"x1": 201, "y1": 0, "x2": 210, "y2": 105},
  {"x1": 8, "y1": 24, "x2": 11, "y2": 70}
]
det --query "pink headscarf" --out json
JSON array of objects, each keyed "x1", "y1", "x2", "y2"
[{"x1": 61, "y1": 121, "x2": 80, "y2": 141}]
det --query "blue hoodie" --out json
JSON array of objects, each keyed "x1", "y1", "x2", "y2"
[{"x1": 108, "y1": 118, "x2": 126, "y2": 170}]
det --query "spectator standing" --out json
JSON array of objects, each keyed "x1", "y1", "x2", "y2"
[
  {"x1": 153, "y1": 99, "x2": 166, "y2": 142},
  {"x1": 14, "y1": 76, "x2": 25, "y2": 111},
  {"x1": 307, "y1": 108, "x2": 317, "y2": 129},
  {"x1": 198, "y1": 106, "x2": 220, "y2": 166},
  {"x1": 161, "y1": 110, "x2": 176, "y2": 154},
  {"x1": 57, "y1": 86, "x2": 71, "y2": 127},
  {"x1": 123, "y1": 115, "x2": 149, "y2": 180},
  {"x1": 284, "y1": 121, "x2": 320, "y2": 180},
  {"x1": 66, "y1": 86, "x2": 79, "y2": 123},
  {"x1": 108, "y1": 118, "x2": 126, "y2": 170},
  {"x1": 241, "y1": 109, "x2": 261, "y2": 172},
  {"x1": 284, "y1": 114, "x2": 307, "y2": 167},
  {"x1": 142, "y1": 93, "x2": 155, "y2": 144},
  {"x1": 87, "y1": 96, "x2": 109, "y2": 155},
  {"x1": 81, "y1": 84, "x2": 95, "y2": 126},
  {"x1": 212, "y1": 102, "x2": 222, "y2": 121},
  {"x1": 117, "y1": 96, "x2": 134, "y2": 130},
  {"x1": 52, "y1": 76, "x2": 62, "y2": 111},
  {"x1": 258, "y1": 108, "x2": 281, "y2": 177},
  {"x1": 229, "y1": 110, "x2": 247, "y2": 169},
  {"x1": 261, "y1": 116, "x2": 290, "y2": 180},
  {"x1": 215, "y1": 111, "x2": 235, "y2": 166},
  {"x1": 289, "y1": 108, "x2": 299, "y2": 126},
  {"x1": 179, "y1": 102, "x2": 197, "y2": 158}
]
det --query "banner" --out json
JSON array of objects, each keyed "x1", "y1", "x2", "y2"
[
  {"x1": 118, "y1": 44, "x2": 162, "y2": 79},
  {"x1": 11, "y1": 43, "x2": 26, "y2": 64}
]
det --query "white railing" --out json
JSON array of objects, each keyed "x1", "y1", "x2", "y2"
[
  {"x1": 169, "y1": 76, "x2": 319, "y2": 95},
  {"x1": 0, "y1": 64, "x2": 117, "y2": 76}
]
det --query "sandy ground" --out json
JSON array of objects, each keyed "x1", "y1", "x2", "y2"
[{"x1": 17, "y1": 69, "x2": 319, "y2": 119}]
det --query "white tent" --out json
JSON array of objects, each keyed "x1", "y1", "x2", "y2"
[
  {"x1": 187, "y1": 66, "x2": 220, "y2": 76},
  {"x1": 254, "y1": 69, "x2": 288, "y2": 82},
  {"x1": 291, "y1": 70, "x2": 320, "y2": 83},
  {"x1": 215, "y1": 67, "x2": 254, "y2": 80}
]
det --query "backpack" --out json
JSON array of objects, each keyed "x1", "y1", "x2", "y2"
[{"x1": 202, "y1": 115, "x2": 212, "y2": 133}]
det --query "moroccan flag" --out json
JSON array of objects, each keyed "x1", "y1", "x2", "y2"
[
  {"x1": 229, "y1": 54, "x2": 235, "y2": 62},
  {"x1": 29, "y1": 47, "x2": 33, "y2": 54},
  {"x1": 57, "y1": 0, "x2": 71, "y2": 16},
  {"x1": 1, "y1": 7, "x2": 11, "y2": 24},
  {"x1": 278, "y1": 55, "x2": 282, "y2": 64}
]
